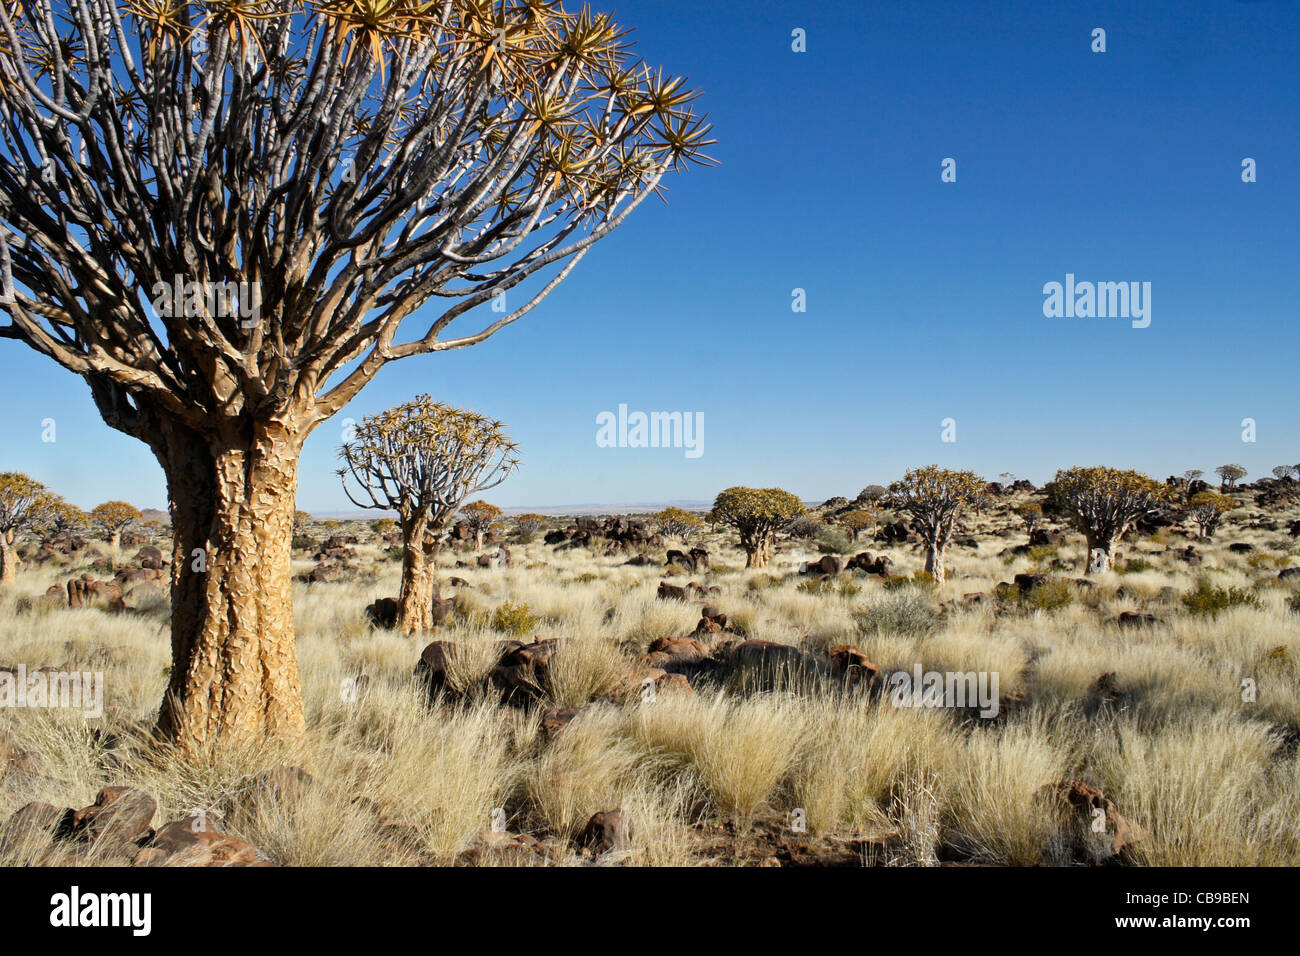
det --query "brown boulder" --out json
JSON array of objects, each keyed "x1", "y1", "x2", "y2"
[
  {"x1": 577, "y1": 810, "x2": 628, "y2": 855},
  {"x1": 71, "y1": 786, "x2": 156, "y2": 844},
  {"x1": 135, "y1": 819, "x2": 261, "y2": 867}
]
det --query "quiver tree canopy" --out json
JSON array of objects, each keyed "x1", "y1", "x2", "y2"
[
  {"x1": 888, "y1": 465, "x2": 984, "y2": 584},
  {"x1": 710, "y1": 486, "x2": 804, "y2": 568},
  {"x1": 0, "y1": 0, "x2": 712, "y2": 747},
  {"x1": 1044, "y1": 466, "x2": 1170, "y2": 572}
]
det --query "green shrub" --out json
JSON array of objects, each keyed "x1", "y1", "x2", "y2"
[
  {"x1": 1181, "y1": 580, "x2": 1261, "y2": 617},
  {"x1": 1018, "y1": 578, "x2": 1074, "y2": 611},
  {"x1": 883, "y1": 570, "x2": 938, "y2": 591},
  {"x1": 491, "y1": 600, "x2": 539, "y2": 636},
  {"x1": 796, "y1": 578, "x2": 833, "y2": 595},
  {"x1": 1116, "y1": 557, "x2": 1155, "y2": 575},
  {"x1": 814, "y1": 527, "x2": 853, "y2": 555},
  {"x1": 292, "y1": 535, "x2": 316, "y2": 551}
]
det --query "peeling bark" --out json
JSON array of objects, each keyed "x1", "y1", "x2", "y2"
[
  {"x1": 397, "y1": 512, "x2": 440, "y2": 635},
  {"x1": 154, "y1": 416, "x2": 306, "y2": 747},
  {"x1": 0, "y1": 534, "x2": 16, "y2": 582}
]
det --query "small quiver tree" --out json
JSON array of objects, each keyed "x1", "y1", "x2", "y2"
[
  {"x1": 1189, "y1": 492, "x2": 1235, "y2": 539},
  {"x1": 460, "y1": 500, "x2": 504, "y2": 551},
  {"x1": 339, "y1": 396, "x2": 518, "y2": 635},
  {"x1": 0, "y1": 473, "x2": 58, "y2": 581},
  {"x1": 1045, "y1": 467, "x2": 1170, "y2": 574},
  {"x1": 90, "y1": 500, "x2": 142, "y2": 549},
  {"x1": 710, "y1": 487, "x2": 805, "y2": 568},
  {"x1": 888, "y1": 466, "x2": 984, "y2": 585}
]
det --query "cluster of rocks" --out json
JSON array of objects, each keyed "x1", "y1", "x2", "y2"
[
  {"x1": 31, "y1": 532, "x2": 91, "y2": 563},
  {"x1": 0, "y1": 786, "x2": 266, "y2": 867},
  {"x1": 544, "y1": 516, "x2": 664, "y2": 551},
  {"x1": 446, "y1": 519, "x2": 496, "y2": 546},
  {"x1": 656, "y1": 580, "x2": 722, "y2": 601},
  {"x1": 365, "y1": 586, "x2": 457, "y2": 629},
  {"x1": 665, "y1": 547, "x2": 710, "y2": 573},
  {"x1": 300, "y1": 535, "x2": 360, "y2": 583}
]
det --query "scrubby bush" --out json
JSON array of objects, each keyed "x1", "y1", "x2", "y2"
[
  {"x1": 1116, "y1": 557, "x2": 1155, "y2": 575},
  {"x1": 854, "y1": 590, "x2": 943, "y2": 637},
  {"x1": 1017, "y1": 578, "x2": 1074, "y2": 611},
  {"x1": 490, "y1": 601, "x2": 539, "y2": 636},
  {"x1": 1182, "y1": 580, "x2": 1261, "y2": 617},
  {"x1": 814, "y1": 526, "x2": 854, "y2": 555}
]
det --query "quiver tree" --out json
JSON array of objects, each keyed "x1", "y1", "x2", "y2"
[
  {"x1": 1215, "y1": 465, "x2": 1247, "y2": 491},
  {"x1": 0, "y1": 472, "x2": 57, "y2": 581},
  {"x1": 710, "y1": 487, "x2": 804, "y2": 568},
  {"x1": 839, "y1": 508, "x2": 876, "y2": 543},
  {"x1": 888, "y1": 466, "x2": 984, "y2": 585},
  {"x1": 339, "y1": 396, "x2": 518, "y2": 635},
  {"x1": 1045, "y1": 467, "x2": 1171, "y2": 573},
  {"x1": 1015, "y1": 502, "x2": 1043, "y2": 537},
  {"x1": 42, "y1": 498, "x2": 87, "y2": 538},
  {"x1": 654, "y1": 506, "x2": 703, "y2": 541},
  {"x1": 90, "y1": 500, "x2": 141, "y2": 548},
  {"x1": 460, "y1": 500, "x2": 503, "y2": 550},
  {"x1": 513, "y1": 513, "x2": 547, "y2": 543},
  {"x1": 0, "y1": 0, "x2": 710, "y2": 747},
  {"x1": 1272, "y1": 465, "x2": 1297, "y2": 481},
  {"x1": 1189, "y1": 492, "x2": 1235, "y2": 539}
]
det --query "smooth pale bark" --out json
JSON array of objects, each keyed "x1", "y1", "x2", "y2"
[
  {"x1": 109, "y1": 529, "x2": 122, "y2": 549},
  {"x1": 1084, "y1": 531, "x2": 1121, "y2": 574},
  {"x1": 924, "y1": 541, "x2": 947, "y2": 584},
  {"x1": 397, "y1": 512, "x2": 440, "y2": 635},
  {"x1": 155, "y1": 417, "x2": 305, "y2": 747}
]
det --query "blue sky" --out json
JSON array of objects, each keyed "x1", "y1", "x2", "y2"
[{"x1": 2, "y1": 0, "x2": 1298, "y2": 512}]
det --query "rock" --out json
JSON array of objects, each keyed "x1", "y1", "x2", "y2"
[
  {"x1": 0, "y1": 802, "x2": 69, "y2": 854},
  {"x1": 577, "y1": 810, "x2": 628, "y2": 854},
  {"x1": 447, "y1": 576, "x2": 472, "y2": 588},
  {"x1": 135, "y1": 819, "x2": 261, "y2": 866},
  {"x1": 415, "y1": 640, "x2": 460, "y2": 696},
  {"x1": 1228, "y1": 542, "x2": 1255, "y2": 554},
  {"x1": 134, "y1": 545, "x2": 166, "y2": 570},
  {"x1": 624, "y1": 553, "x2": 655, "y2": 566},
  {"x1": 540, "y1": 706, "x2": 584, "y2": 741},
  {"x1": 71, "y1": 786, "x2": 156, "y2": 844},
  {"x1": 66, "y1": 577, "x2": 126, "y2": 611},
  {"x1": 657, "y1": 581, "x2": 688, "y2": 601},
  {"x1": 1117, "y1": 611, "x2": 1162, "y2": 627},
  {"x1": 1047, "y1": 780, "x2": 1145, "y2": 864},
  {"x1": 1014, "y1": 573, "x2": 1048, "y2": 593},
  {"x1": 1028, "y1": 528, "x2": 1065, "y2": 547},
  {"x1": 1278, "y1": 567, "x2": 1300, "y2": 582},
  {"x1": 365, "y1": 596, "x2": 399, "y2": 630}
]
